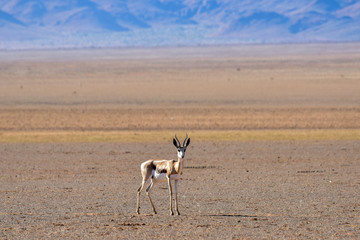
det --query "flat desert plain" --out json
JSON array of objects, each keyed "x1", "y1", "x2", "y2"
[{"x1": 0, "y1": 43, "x2": 359, "y2": 239}]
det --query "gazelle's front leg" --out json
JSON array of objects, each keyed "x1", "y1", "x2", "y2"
[
  {"x1": 167, "y1": 177, "x2": 174, "y2": 215},
  {"x1": 174, "y1": 180, "x2": 180, "y2": 215}
]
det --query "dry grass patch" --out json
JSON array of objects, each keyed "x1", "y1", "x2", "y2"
[{"x1": 1, "y1": 107, "x2": 359, "y2": 131}]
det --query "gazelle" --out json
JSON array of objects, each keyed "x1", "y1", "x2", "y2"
[{"x1": 136, "y1": 134, "x2": 190, "y2": 215}]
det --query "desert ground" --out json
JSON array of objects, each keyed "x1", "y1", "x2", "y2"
[{"x1": 0, "y1": 43, "x2": 359, "y2": 239}]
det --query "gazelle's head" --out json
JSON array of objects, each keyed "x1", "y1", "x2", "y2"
[{"x1": 173, "y1": 134, "x2": 190, "y2": 159}]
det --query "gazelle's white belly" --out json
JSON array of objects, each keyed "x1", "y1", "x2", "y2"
[{"x1": 152, "y1": 170, "x2": 180, "y2": 182}]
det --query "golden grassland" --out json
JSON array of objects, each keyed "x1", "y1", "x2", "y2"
[
  {"x1": 0, "y1": 106, "x2": 359, "y2": 131},
  {"x1": 1, "y1": 129, "x2": 359, "y2": 143}
]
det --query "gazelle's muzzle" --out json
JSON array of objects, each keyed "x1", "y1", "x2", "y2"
[{"x1": 177, "y1": 150, "x2": 185, "y2": 159}]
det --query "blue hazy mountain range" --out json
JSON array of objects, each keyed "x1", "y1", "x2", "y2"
[{"x1": 0, "y1": 0, "x2": 359, "y2": 49}]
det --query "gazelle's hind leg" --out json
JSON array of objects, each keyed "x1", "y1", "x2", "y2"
[
  {"x1": 146, "y1": 180, "x2": 157, "y2": 214},
  {"x1": 137, "y1": 161, "x2": 155, "y2": 215},
  {"x1": 136, "y1": 180, "x2": 146, "y2": 215}
]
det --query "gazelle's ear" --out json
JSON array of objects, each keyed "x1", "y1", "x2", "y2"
[
  {"x1": 185, "y1": 138, "x2": 190, "y2": 147},
  {"x1": 173, "y1": 138, "x2": 179, "y2": 148}
]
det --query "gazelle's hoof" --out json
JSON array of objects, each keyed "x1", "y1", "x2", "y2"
[
  {"x1": 170, "y1": 211, "x2": 174, "y2": 216},
  {"x1": 176, "y1": 211, "x2": 181, "y2": 216}
]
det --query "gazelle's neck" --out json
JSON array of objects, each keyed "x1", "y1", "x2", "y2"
[{"x1": 176, "y1": 157, "x2": 184, "y2": 175}]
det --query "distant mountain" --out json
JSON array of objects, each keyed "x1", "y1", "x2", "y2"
[{"x1": 0, "y1": 0, "x2": 359, "y2": 49}]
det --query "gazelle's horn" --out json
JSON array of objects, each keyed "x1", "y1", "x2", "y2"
[
  {"x1": 183, "y1": 133, "x2": 188, "y2": 147},
  {"x1": 174, "y1": 134, "x2": 181, "y2": 147}
]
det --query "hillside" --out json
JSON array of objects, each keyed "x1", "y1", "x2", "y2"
[{"x1": 0, "y1": 0, "x2": 359, "y2": 49}]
